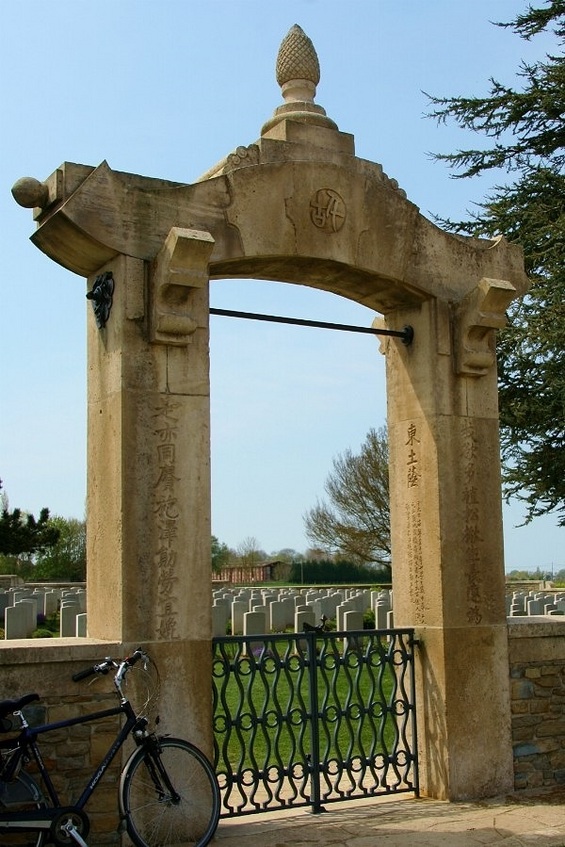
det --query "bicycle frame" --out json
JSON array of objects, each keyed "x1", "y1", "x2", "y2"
[{"x1": 0, "y1": 697, "x2": 144, "y2": 831}]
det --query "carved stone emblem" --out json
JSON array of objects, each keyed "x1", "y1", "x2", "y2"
[{"x1": 310, "y1": 189, "x2": 346, "y2": 233}]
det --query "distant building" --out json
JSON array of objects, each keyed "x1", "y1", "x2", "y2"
[{"x1": 213, "y1": 560, "x2": 292, "y2": 585}]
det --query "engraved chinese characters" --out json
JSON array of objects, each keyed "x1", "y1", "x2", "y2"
[
  {"x1": 405, "y1": 423, "x2": 424, "y2": 624},
  {"x1": 153, "y1": 396, "x2": 181, "y2": 640},
  {"x1": 406, "y1": 423, "x2": 420, "y2": 489},
  {"x1": 462, "y1": 420, "x2": 484, "y2": 625}
]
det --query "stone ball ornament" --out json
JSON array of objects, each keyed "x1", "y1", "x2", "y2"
[{"x1": 11, "y1": 176, "x2": 49, "y2": 209}]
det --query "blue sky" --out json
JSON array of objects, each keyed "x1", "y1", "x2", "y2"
[{"x1": 1, "y1": 0, "x2": 562, "y2": 570}]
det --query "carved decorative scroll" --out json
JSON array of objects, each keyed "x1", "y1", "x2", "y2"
[
  {"x1": 150, "y1": 227, "x2": 214, "y2": 345},
  {"x1": 454, "y1": 278, "x2": 517, "y2": 376}
]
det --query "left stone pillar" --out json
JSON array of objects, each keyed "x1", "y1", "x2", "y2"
[
  {"x1": 12, "y1": 164, "x2": 220, "y2": 755},
  {"x1": 86, "y1": 228, "x2": 215, "y2": 747}
]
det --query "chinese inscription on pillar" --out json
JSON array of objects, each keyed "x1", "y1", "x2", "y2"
[
  {"x1": 405, "y1": 422, "x2": 424, "y2": 624},
  {"x1": 153, "y1": 396, "x2": 181, "y2": 639},
  {"x1": 462, "y1": 420, "x2": 483, "y2": 624}
]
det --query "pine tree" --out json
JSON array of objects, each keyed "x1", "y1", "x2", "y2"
[{"x1": 428, "y1": 1, "x2": 565, "y2": 525}]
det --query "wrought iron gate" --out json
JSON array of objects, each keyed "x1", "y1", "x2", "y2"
[{"x1": 212, "y1": 627, "x2": 418, "y2": 817}]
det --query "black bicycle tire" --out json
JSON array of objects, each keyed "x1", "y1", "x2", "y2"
[
  {"x1": 119, "y1": 737, "x2": 220, "y2": 847},
  {"x1": 0, "y1": 771, "x2": 48, "y2": 847}
]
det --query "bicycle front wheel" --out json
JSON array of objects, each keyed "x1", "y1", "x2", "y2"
[
  {"x1": 120, "y1": 738, "x2": 220, "y2": 847},
  {"x1": 0, "y1": 772, "x2": 48, "y2": 847}
]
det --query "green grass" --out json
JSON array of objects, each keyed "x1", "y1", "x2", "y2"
[{"x1": 213, "y1": 639, "x2": 406, "y2": 776}]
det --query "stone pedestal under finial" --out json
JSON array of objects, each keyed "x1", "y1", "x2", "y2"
[{"x1": 262, "y1": 24, "x2": 338, "y2": 134}]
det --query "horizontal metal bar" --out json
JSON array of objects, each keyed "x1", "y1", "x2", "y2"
[{"x1": 210, "y1": 307, "x2": 414, "y2": 345}]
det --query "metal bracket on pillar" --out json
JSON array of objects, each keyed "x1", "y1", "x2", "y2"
[
  {"x1": 149, "y1": 227, "x2": 215, "y2": 346},
  {"x1": 86, "y1": 271, "x2": 114, "y2": 329},
  {"x1": 453, "y1": 277, "x2": 517, "y2": 376}
]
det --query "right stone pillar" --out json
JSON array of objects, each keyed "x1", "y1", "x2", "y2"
[{"x1": 383, "y1": 284, "x2": 516, "y2": 800}]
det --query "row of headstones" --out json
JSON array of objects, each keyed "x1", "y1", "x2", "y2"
[
  {"x1": 7, "y1": 584, "x2": 561, "y2": 640},
  {"x1": 1, "y1": 583, "x2": 393, "y2": 640},
  {"x1": 507, "y1": 591, "x2": 565, "y2": 617},
  {"x1": 1, "y1": 587, "x2": 87, "y2": 639},
  {"x1": 212, "y1": 586, "x2": 394, "y2": 637}
]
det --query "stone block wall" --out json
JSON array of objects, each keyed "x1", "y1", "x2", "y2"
[
  {"x1": 4, "y1": 617, "x2": 565, "y2": 843},
  {"x1": 508, "y1": 617, "x2": 565, "y2": 790}
]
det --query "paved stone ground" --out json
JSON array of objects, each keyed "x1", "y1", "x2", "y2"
[{"x1": 212, "y1": 789, "x2": 565, "y2": 847}]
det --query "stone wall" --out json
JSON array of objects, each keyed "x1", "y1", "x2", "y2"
[
  {"x1": 508, "y1": 617, "x2": 565, "y2": 790},
  {"x1": 3, "y1": 620, "x2": 565, "y2": 846}
]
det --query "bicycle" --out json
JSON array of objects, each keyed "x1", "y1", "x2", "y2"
[{"x1": 0, "y1": 649, "x2": 220, "y2": 847}]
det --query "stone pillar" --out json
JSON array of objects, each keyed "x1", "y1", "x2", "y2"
[
  {"x1": 86, "y1": 229, "x2": 215, "y2": 749},
  {"x1": 382, "y1": 288, "x2": 515, "y2": 800}
]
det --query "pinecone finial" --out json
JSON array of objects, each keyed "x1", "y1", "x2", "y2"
[
  {"x1": 261, "y1": 25, "x2": 337, "y2": 134},
  {"x1": 276, "y1": 24, "x2": 320, "y2": 94}
]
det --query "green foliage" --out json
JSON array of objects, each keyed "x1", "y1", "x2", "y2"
[
  {"x1": 0, "y1": 480, "x2": 60, "y2": 557},
  {"x1": 506, "y1": 567, "x2": 553, "y2": 581},
  {"x1": 24, "y1": 613, "x2": 60, "y2": 638},
  {"x1": 36, "y1": 613, "x2": 60, "y2": 633},
  {"x1": 303, "y1": 428, "x2": 391, "y2": 570},
  {"x1": 31, "y1": 628, "x2": 54, "y2": 638},
  {"x1": 32, "y1": 517, "x2": 86, "y2": 582},
  {"x1": 428, "y1": 3, "x2": 565, "y2": 525},
  {"x1": 0, "y1": 554, "x2": 25, "y2": 577},
  {"x1": 363, "y1": 609, "x2": 376, "y2": 630},
  {"x1": 289, "y1": 558, "x2": 389, "y2": 585},
  {"x1": 212, "y1": 535, "x2": 230, "y2": 572},
  {"x1": 268, "y1": 548, "x2": 304, "y2": 564}
]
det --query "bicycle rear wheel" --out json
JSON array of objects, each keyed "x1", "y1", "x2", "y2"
[
  {"x1": 0, "y1": 772, "x2": 48, "y2": 847},
  {"x1": 120, "y1": 737, "x2": 220, "y2": 847}
]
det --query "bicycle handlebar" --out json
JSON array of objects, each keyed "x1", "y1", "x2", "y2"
[
  {"x1": 72, "y1": 659, "x2": 112, "y2": 682},
  {"x1": 72, "y1": 650, "x2": 146, "y2": 684},
  {"x1": 124, "y1": 650, "x2": 145, "y2": 668}
]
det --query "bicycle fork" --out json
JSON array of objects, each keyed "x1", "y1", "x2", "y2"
[{"x1": 142, "y1": 737, "x2": 181, "y2": 804}]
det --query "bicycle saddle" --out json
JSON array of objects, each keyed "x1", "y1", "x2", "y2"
[{"x1": 0, "y1": 693, "x2": 39, "y2": 723}]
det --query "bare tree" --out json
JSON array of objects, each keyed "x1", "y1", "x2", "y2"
[
  {"x1": 303, "y1": 428, "x2": 390, "y2": 572},
  {"x1": 236, "y1": 536, "x2": 266, "y2": 568}
]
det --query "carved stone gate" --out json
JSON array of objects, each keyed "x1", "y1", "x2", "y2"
[{"x1": 12, "y1": 25, "x2": 528, "y2": 801}]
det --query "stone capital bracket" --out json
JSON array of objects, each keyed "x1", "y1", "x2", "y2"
[
  {"x1": 149, "y1": 227, "x2": 215, "y2": 345},
  {"x1": 453, "y1": 277, "x2": 517, "y2": 376}
]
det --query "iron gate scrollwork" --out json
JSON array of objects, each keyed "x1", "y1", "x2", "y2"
[{"x1": 212, "y1": 628, "x2": 418, "y2": 817}]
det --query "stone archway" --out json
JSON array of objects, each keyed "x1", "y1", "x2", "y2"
[{"x1": 13, "y1": 25, "x2": 528, "y2": 800}]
